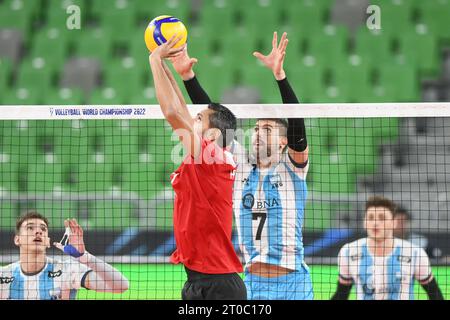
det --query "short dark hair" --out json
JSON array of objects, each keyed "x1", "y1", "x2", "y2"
[
  {"x1": 365, "y1": 196, "x2": 397, "y2": 218},
  {"x1": 394, "y1": 206, "x2": 411, "y2": 220},
  {"x1": 207, "y1": 103, "x2": 237, "y2": 147},
  {"x1": 257, "y1": 118, "x2": 288, "y2": 136},
  {"x1": 16, "y1": 211, "x2": 49, "y2": 235}
]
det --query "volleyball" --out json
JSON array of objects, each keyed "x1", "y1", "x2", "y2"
[{"x1": 144, "y1": 15, "x2": 188, "y2": 52}]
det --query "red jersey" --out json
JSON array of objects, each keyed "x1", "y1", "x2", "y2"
[{"x1": 170, "y1": 138, "x2": 243, "y2": 274}]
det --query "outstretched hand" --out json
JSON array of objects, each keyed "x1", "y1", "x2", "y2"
[
  {"x1": 169, "y1": 46, "x2": 198, "y2": 80},
  {"x1": 150, "y1": 34, "x2": 186, "y2": 60},
  {"x1": 253, "y1": 32, "x2": 288, "y2": 80},
  {"x1": 54, "y1": 219, "x2": 86, "y2": 257}
]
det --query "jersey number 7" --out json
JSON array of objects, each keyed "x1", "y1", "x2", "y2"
[{"x1": 252, "y1": 212, "x2": 267, "y2": 241}]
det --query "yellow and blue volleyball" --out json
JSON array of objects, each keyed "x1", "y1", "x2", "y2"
[{"x1": 144, "y1": 15, "x2": 188, "y2": 52}]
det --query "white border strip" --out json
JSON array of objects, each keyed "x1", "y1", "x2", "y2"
[{"x1": 0, "y1": 103, "x2": 450, "y2": 119}]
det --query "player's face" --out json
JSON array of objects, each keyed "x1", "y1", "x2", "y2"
[
  {"x1": 252, "y1": 120, "x2": 286, "y2": 162},
  {"x1": 364, "y1": 207, "x2": 395, "y2": 241},
  {"x1": 14, "y1": 219, "x2": 50, "y2": 253},
  {"x1": 193, "y1": 109, "x2": 212, "y2": 138},
  {"x1": 393, "y1": 214, "x2": 409, "y2": 238}
]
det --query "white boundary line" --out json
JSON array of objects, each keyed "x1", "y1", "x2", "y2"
[{"x1": 1, "y1": 103, "x2": 450, "y2": 119}]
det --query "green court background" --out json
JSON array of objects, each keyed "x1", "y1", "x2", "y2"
[{"x1": 77, "y1": 264, "x2": 449, "y2": 300}]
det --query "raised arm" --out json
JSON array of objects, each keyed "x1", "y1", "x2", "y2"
[
  {"x1": 161, "y1": 58, "x2": 189, "y2": 116},
  {"x1": 254, "y1": 32, "x2": 308, "y2": 166},
  {"x1": 81, "y1": 253, "x2": 129, "y2": 293},
  {"x1": 54, "y1": 219, "x2": 129, "y2": 293},
  {"x1": 149, "y1": 36, "x2": 201, "y2": 158},
  {"x1": 170, "y1": 47, "x2": 212, "y2": 104}
]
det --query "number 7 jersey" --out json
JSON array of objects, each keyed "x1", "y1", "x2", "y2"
[{"x1": 233, "y1": 149, "x2": 309, "y2": 272}]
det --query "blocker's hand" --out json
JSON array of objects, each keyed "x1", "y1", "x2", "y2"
[
  {"x1": 253, "y1": 32, "x2": 288, "y2": 80},
  {"x1": 54, "y1": 219, "x2": 86, "y2": 258},
  {"x1": 169, "y1": 46, "x2": 197, "y2": 80},
  {"x1": 150, "y1": 34, "x2": 186, "y2": 60}
]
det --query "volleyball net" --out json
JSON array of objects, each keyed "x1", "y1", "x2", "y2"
[{"x1": 0, "y1": 103, "x2": 449, "y2": 299}]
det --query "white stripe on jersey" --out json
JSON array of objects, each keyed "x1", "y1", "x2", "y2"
[
  {"x1": 279, "y1": 162, "x2": 299, "y2": 268},
  {"x1": 24, "y1": 270, "x2": 39, "y2": 300},
  {"x1": 337, "y1": 238, "x2": 432, "y2": 300}
]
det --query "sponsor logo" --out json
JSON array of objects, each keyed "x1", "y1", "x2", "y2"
[
  {"x1": 48, "y1": 270, "x2": 62, "y2": 278},
  {"x1": 397, "y1": 255, "x2": 412, "y2": 263},
  {"x1": 362, "y1": 283, "x2": 375, "y2": 295},
  {"x1": 269, "y1": 174, "x2": 283, "y2": 189},
  {"x1": 0, "y1": 277, "x2": 14, "y2": 284},
  {"x1": 49, "y1": 288, "x2": 62, "y2": 300},
  {"x1": 242, "y1": 194, "x2": 255, "y2": 209},
  {"x1": 242, "y1": 194, "x2": 280, "y2": 210},
  {"x1": 350, "y1": 254, "x2": 363, "y2": 261},
  {"x1": 255, "y1": 199, "x2": 280, "y2": 209}
]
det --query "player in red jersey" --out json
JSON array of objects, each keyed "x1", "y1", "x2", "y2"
[{"x1": 149, "y1": 36, "x2": 246, "y2": 300}]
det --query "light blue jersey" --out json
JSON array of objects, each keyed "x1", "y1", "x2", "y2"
[
  {"x1": 233, "y1": 150, "x2": 309, "y2": 272},
  {"x1": 338, "y1": 238, "x2": 432, "y2": 300},
  {"x1": 0, "y1": 257, "x2": 91, "y2": 300}
]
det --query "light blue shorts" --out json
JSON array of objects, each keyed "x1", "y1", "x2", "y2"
[{"x1": 244, "y1": 264, "x2": 314, "y2": 300}]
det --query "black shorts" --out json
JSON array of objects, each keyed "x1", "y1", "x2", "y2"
[{"x1": 182, "y1": 267, "x2": 247, "y2": 300}]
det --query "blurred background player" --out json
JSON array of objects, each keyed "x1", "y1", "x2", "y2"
[
  {"x1": 148, "y1": 36, "x2": 246, "y2": 300},
  {"x1": 170, "y1": 32, "x2": 312, "y2": 300},
  {"x1": 331, "y1": 196, "x2": 444, "y2": 300},
  {"x1": 0, "y1": 212, "x2": 129, "y2": 300},
  {"x1": 394, "y1": 206, "x2": 428, "y2": 250},
  {"x1": 394, "y1": 206, "x2": 443, "y2": 261}
]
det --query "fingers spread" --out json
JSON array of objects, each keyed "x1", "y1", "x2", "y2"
[
  {"x1": 69, "y1": 219, "x2": 78, "y2": 236},
  {"x1": 280, "y1": 38, "x2": 289, "y2": 53},
  {"x1": 166, "y1": 34, "x2": 178, "y2": 46},
  {"x1": 76, "y1": 222, "x2": 84, "y2": 236},
  {"x1": 278, "y1": 32, "x2": 287, "y2": 50},
  {"x1": 70, "y1": 219, "x2": 83, "y2": 237},
  {"x1": 175, "y1": 34, "x2": 184, "y2": 43},
  {"x1": 253, "y1": 51, "x2": 265, "y2": 60},
  {"x1": 167, "y1": 34, "x2": 184, "y2": 49},
  {"x1": 169, "y1": 44, "x2": 186, "y2": 54},
  {"x1": 71, "y1": 218, "x2": 79, "y2": 228}
]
